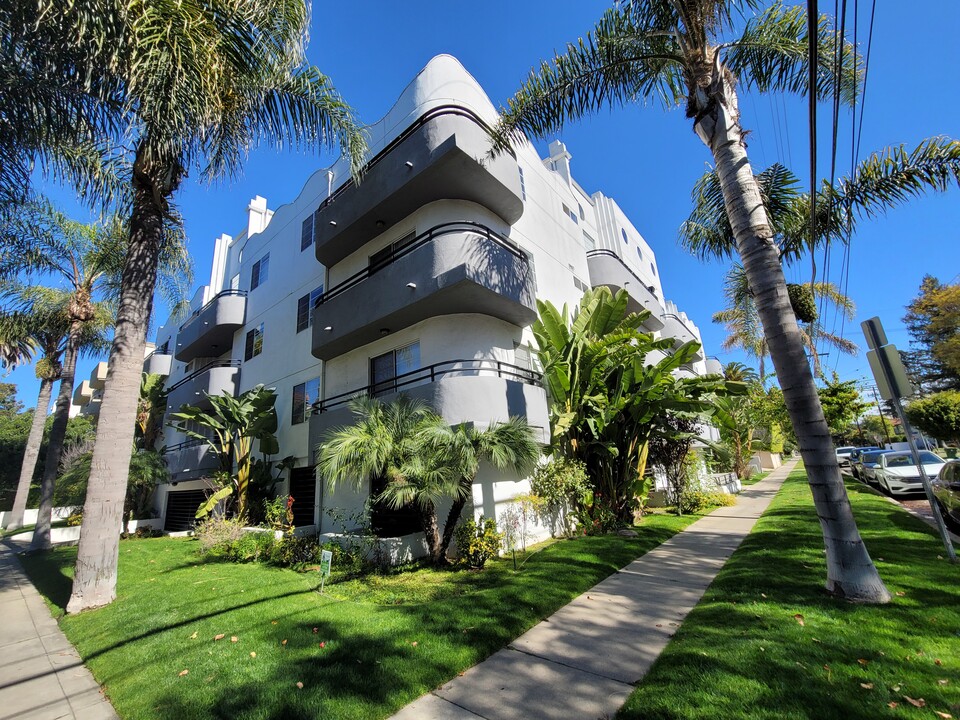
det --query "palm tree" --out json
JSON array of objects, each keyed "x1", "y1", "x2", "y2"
[
  {"x1": 0, "y1": 308, "x2": 66, "y2": 531},
  {"x1": 713, "y1": 264, "x2": 856, "y2": 379},
  {"x1": 55, "y1": 0, "x2": 366, "y2": 614},
  {"x1": 317, "y1": 396, "x2": 459, "y2": 564},
  {"x1": 496, "y1": 1, "x2": 892, "y2": 601}
]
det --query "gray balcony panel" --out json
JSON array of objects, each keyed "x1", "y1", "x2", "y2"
[
  {"x1": 164, "y1": 441, "x2": 220, "y2": 482},
  {"x1": 89, "y1": 361, "x2": 108, "y2": 390},
  {"x1": 310, "y1": 375, "x2": 549, "y2": 458},
  {"x1": 314, "y1": 110, "x2": 524, "y2": 266},
  {"x1": 144, "y1": 352, "x2": 173, "y2": 377},
  {"x1": 175, "y1": 292, "x2": 246, "y2": 362},
  {"x1": 661, "y1": 314, "x2": 706, "y2": 362},
  {"x1": 586, "y1": 251, "x2": 664, "y2": 332},
  {"x1": 166, "y1": 364, "x2": 239, "y2": 413},
  {"x1": 312, "y1": 229, "x2": 536, "y2": 361},
  {"x1": 705, "y1": 358, "x2": 724, "y2": 376}
]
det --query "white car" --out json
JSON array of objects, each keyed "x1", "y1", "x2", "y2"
[
  {"x1": 874, "y1": 451, "x2": 946, "y2": 496},
  {"x1": 835, "y1": 446, "x2": 857, "y2": 468}
]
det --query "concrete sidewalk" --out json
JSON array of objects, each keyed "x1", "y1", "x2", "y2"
[
  {"x1": 392, "y1": 460, "x2": 797, "y2": 720},
  {"x1": 0, "y1": 542, "x2": 118, "y2": 720}
]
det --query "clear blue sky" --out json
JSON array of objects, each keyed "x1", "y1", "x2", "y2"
[{"x1": 8, "y1": 1, "x2": 959, "y2": 407}]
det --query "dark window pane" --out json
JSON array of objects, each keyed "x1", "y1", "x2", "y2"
[{"x1": 296, "y1": 294, "x2": 309, "y2": 333}]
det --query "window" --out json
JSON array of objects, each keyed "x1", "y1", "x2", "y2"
[
  {"x1": 291, "y1": 377, "x2": 321, "y2": 424},
  {"x1": 369, "y1": 231, "x2": 415, "y2": 275},
  {"x1": 244, "y1": 323, "x2": 264, "y2": 360},
  {"x1": 296, "y1": 285, "x2": 324, "y2": 333},
  {"x1": 518, "y1": 166, "x2": 526, "y2": 201},
  {"x1": 582, "y1": 230, "x2": 596, "y2": 251},
  {"x1": 250, "y1": 254, "x2": 269, "y2": 290},
  {"x1": 562, "y1": 203, "x2": 578, "y2": 224},
  {"x1": 157, "y1": 340, "x2": 169, "y2": 354},
  {"x1": 573, "y1": 276, "x2": 588, "y2": 292},
  {"x1": 514, "y1": 342, "x2": 538, "y2": 382},
  {"x1": 578, "y1": 203, "x2": 585, "y2": 220},
  {"x1": 636, "y1": 247, "x2": 643, "y2": 261},
  {"x1": 370, "y1": 342, "x2": 420, "y2": 397},
  {"x1": 230, "y1": 273, "x2": 240, "y2": 290},
  {"x1": 650, "y1": 262, "x2": 657, "y2": 276},
  {"x1": 300, "y1": 215, "x2": 315, "y2": 251},
  {"x1": 621, "y1": 228, "x2": 629, "y2": 244}
]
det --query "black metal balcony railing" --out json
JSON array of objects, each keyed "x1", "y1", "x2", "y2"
[
  {"x1": 317, "y1": 222, "x2": 527, "y2": 306},
  {"x1": 178, "y1": 289, "x2": 247, "y2": 332},
  {"x1": 317, "y1": 105, "x2": 516, "y2": 214},
  {"x1": 166, "y1": 359, "x2": 241, "y2": 393},
  {"x1": 586, "y1": 249, "x2": 660, "y2": 301},
  {"x1": 162, "y1": 437, "x2": 210, "y2": 454},
  {"x1": 312, "y1": 359, "x2": 543, "y2": 415}
]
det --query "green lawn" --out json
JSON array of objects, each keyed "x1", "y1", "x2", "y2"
[
  {"x1": 620, "y1": 468, "x2": 960, "y2": 720},
  {"x1": 741, "y1": 469, "x2": 771, "y2": 486},
  {"x1": 21, "y1": 511, "x2": 699, "y2": 720}
]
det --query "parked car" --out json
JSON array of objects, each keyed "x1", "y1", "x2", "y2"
[
  {"x1": 849, "y1": 447, "x2": 882, "y2": 480},
  {"x1": 835, "y1": 446, "x2": 857, "y2": 468},
  {"x1": 874, "y1": 451, "x2": 946, "y2": 496},
  {"x1": 932, "y1": 460, "x2": 960, "y2": 531},
  {"x1": 858, "y1": 449, "x2": 892, "y2": 485}
]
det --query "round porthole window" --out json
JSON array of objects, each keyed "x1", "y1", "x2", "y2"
[
  {"x1": 621, "y1": 228, "x2": 628, "y2": 243},
  {"x1": 636, "y1": 247, "x2": 643, "y2": 261}
]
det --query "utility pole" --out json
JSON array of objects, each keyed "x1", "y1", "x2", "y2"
[{"x1": 863, "y1": 317, "x2": 956, "y2": 562}]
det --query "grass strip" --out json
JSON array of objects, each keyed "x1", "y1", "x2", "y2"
[
  {"x1": 21, "y1": 511, "x2": 700, "y2": 720},
  {"x1": 619, "y1": 468, "x2": 960, "y2": 720}
]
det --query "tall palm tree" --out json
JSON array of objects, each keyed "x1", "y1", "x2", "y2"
[
  {"x1": 47, "y1": 0, "x2": 367, "y2": 614},
  {"x1": 0, "y1": 308, "x2": 67, "y2": 532},
  {"x1": 496, "y1": 1, "x2": 894, "y2": 600},
  {"x1": 713, "y1": 263, "x2": 856, "y2": 379}
]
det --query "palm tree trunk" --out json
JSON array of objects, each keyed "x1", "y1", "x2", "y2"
[
  {"x1": 421, "y1": 505, "x2": 443, "y2": 565},
  {"x1": 30, "y1": 339, "x2": 79, "y2": 551},
  {"x1": 5, "y1": 378, "x2": 54, "y2": 531},
  {"x1": 67, "y1": 158, "x2": 163, "y2": 613},
  {"x1": 694, "y1": 80, "x2": 889, "y2": 602},
  {"x1": 438, "y1": 488, "x2": 470, "y2": 561}
]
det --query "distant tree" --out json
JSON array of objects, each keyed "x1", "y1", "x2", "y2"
[
  {"x1": 0, "y1": 383, "x2": 31, "y2": 510},
  {"x1": 858, "y1": 414, "x2": 894, "y2": 447},
  {"x1": 903, "y1": 276, "x2": 960, "y2": 391},
  {"x1": 818, "y1": 373, "x2": 870, "y2": 442},
  {"x1": 905, "y1": 391, "x2": 960, "y2": 445}
]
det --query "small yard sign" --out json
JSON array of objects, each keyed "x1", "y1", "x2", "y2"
[{"x1": 319, "y1": 549, "x2": 333, "y2": 593}]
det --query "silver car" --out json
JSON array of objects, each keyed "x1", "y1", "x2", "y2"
[
  {"x1": 874, "y1": 451, "x2": 946, "y2": 496},
  {"x1": 932, "y1": 460, "x2": 960, "y2": 531},
  {"x1": 858, "y1": 449, "x2": 892, "y2": 485}
]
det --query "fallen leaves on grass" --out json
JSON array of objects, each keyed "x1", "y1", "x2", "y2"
[
  {"x1": 860, "y1": 683, "x2": 874, "y2": 690},
  {"x1": 793, "y1": 614, "x2": 805, "y2": 626},
  {"x1": 895, "y1": 591, "x2": 905, "y2": 597},
  {"x1": 178, "y1": 669, "x2": 189, "y2": 677},
  {"x1": 250, "y1": 652, "x2": 256, "y2": 658},
  {"x1": 938, "y1": 679, "x2": 949, "y2": 686},
  {"x1": 214, "y1": 634, "x2": 225, "y2": 641},
  {"x1": 281, "y1": 639, "x2": 288, "y2": 646},
  {"x1": 189, "y1": 632, "x2": 198, "y2": 640},
  {"x1": 231, "y1": 636, "x2": 238, "y2": 643},
  {"x1": 903, "y1": 696, "x2": 925, "y2": 708},
  {"x1": 934, "y1": 712, "x2": 952, "y2": 719},
  {"x1": 296, "y1": 682, "x2": 303, "y2": 689},
  {"x1": 858, "y1": 659, "x2": 869, "y2": 667},
  {"x1": 319, "y1": 642, "x2": 326, "y2": 649}
]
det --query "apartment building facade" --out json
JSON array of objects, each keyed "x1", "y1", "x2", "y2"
[{"x1": 148, "y1": 55, "x2": 720, "y2": 544}]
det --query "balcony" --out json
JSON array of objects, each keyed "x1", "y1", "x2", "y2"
[
  {"x1": 661, "y1": 313, "x2": 705, "y2": 362},
  {"x1": 586, "y1": 250, "x2": 664, "y2": 332},
  {"x1": 163, "y1": 438, "x2": 220, "y2": 482},
  {"x1": 312, "y1": 222, "x2": 537, "y2": 361},
  {"x1": 89, "y1": 361, "x2": 108, "y2": 390},
  {"x1": 73, "y1": 380, "x2": 94, "y2": 406},
  {"x1": 144, "y1": 350, "x2": 173, "y2": 377},
  {"x1": 174, "y1": 290, "x2": 247, "y2": 362},
  {"x1": 313, "y1": 106, "x2": 524, "y2": 267},
  {"x1": 704, "y1": 358, "x2": 724, "y2": 376},
  {"x1": 310, "y1": 359, "x2": 550, "y2": 452},
  {"x1": 166, "y1": 360, "x2": 240, "y2": 413}
]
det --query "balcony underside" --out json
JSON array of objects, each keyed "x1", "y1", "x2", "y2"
[
  {"x1": 313, "y1": 111, "x2": 524, "y2": 267},
  {"x1": 661, "y1": 316, "x2": 705, "y2": 362},
  {"x1": 144, "y1": 352, "x2": 173, "y2": 377},
  {"x1": 310, "y1": 375, "x2": 549, "y2": 458},
  {"x1": 164, "y1": 442, "x2": 219, "y2": 483},
  {"x1": 175, "y1": 294, "x2": 246, "y2": 362}
]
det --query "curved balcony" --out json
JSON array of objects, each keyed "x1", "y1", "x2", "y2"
[
  {"x1": 313, "y1": 106, "x2": 524, "y2": 267},
  {"x1": 174, "y1": 290, "x2": 247, "y2": 362},
  {"x1": 166, "y1": 360, "x2": 240, "y2": 413},
  {"x1": 661, "y1": 313, "x2": 705, "y2": 362},
  {"x1": 586, "y1": 250, "x2": 664, "y2": 332},
  {"x1": 163, "y1": 438, "x2": 220, "y2": 482},
  {"x1": 144, "y1": 350, "x2": 173, "y2": 377},
  {"x1": 311, "y1": 222, "x2": 537, "y2": 361},
  {"x1": 310, "y1": 359, "x2": 550, "y2": 452},
  {"x1": 704, "y1": 357, "x2": 724, "y2": 376}
]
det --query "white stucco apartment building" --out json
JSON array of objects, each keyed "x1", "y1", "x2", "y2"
[{"x1": 143, "y1": 55, "x2": 719, "y2": 545}]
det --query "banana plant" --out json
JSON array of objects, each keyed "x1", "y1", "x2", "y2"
[{"x1": 170, "y1": 384, "x2": 280, "y2": 520}]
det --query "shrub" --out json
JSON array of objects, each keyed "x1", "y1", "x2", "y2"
[
  {"x1": 268, "y1": 535, "x2": 323, "y2": 569},
  {"x1": 531, "y1": 458, "x2": 590, "y2": 537},
  {"x1": 454, "y1": 517, "x2": 503, "y2": 569},
  {"x1": 66, "y1": 512, "x2": 83, "y2": 526},
  {"x1": 264, "y1": 495, "x2": 295, "y2": 535},
  {"x1": 195, "y1": 517, "x2": 246, "y2": 556},
  {"x1": 230, "y1": 530, "x2": 276, "y2": 562},
  {"x1": 677, "y1": 490, "x2": 736, "y2": 515}
]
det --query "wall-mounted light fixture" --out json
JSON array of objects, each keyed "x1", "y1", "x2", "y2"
[
  {"x1": 406, "y1": 282, "x2": 417, "y2": 289},
  {"x1": 329, "y1": 220, "x2": 337, "y2": 226},
  {"x1": 405, "y1": 161, "x2": 414, "y2": 168},
  {"x1": 323, "y1": 326, "x2": 333, "y2": 332}
]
